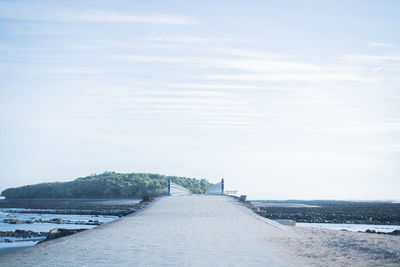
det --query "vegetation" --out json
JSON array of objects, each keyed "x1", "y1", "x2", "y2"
[{"x1": 1, "y1": 172, "x2": 211, "y2": 199}]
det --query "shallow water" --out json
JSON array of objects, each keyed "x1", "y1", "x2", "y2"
[
  {"x1": 297, "y1": 222, "x2": 400, "y2": 233},
  {"x1": 0, "y1": 209, "x2": 119, "y2": 255}
]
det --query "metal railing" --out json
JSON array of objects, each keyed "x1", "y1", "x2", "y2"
[
  {"x1": 168, "y1": 178, "x2": 191, "y2": 196},
  {"x1": 205, "y1": 178, "x2": 224, "y2": 195}
]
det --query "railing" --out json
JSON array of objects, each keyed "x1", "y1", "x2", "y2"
[
  {"x1": 205, "y1": 178, "x2": 224, "y2": 195},
  {"x1": 168, "y1": 178, "x2": 191, "y2": 196},
  {"x1": 167, "y1": 178, "x2": 225, "y2": 196}
]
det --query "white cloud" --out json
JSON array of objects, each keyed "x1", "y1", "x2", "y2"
[
  {"x1": 66, "y1": 12, "x2": 195, "y2": 25},
  {"x1": 366, "y1": 144, "x2": 400, "y2": 152},
  {"x1": 207, "y1": 73, "x2": 380, "y2": 83},
  {"x1": 218, "y1": 58, "x2": 322, "y2": 72},
  {"x1": 0, "y1": 3, "x2": 195, "y2": 25},
  {"x1": 106, "y1": 53, "x2": 382, "y2": 83},
  {"x1": 163, "y1": 83, "x2": 260, "y2": 90},
  {"x1": 378, "y1": 95, "x2": 400, "y2": 99},
  {"x1": 143, "y1": 36, "x2": 232, "y2": 44},
  {"x1": 343, "y1": 55, "x2": 400, "y2": 62},
  {"x1": 317, "y1": 122, "x2": 400, "y2": 134},
  {"x1": 215, "y1": 48, "x2": 284, "y2": 59},
  {"x1": 369, "y1": 42, "x2": 398, "y2": 48}
]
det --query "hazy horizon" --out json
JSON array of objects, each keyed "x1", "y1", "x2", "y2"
[{"x1": 1, "y1": 0, "x2": 400, "y2": 200}]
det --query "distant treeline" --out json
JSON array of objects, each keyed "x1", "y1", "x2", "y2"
[{"x1": 1, "y1": 172, "x2": 212, "y2": 199}]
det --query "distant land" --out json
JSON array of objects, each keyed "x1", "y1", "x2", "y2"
[{"x1": 0, "y1": 172, "x2": 211, "y2": 199}]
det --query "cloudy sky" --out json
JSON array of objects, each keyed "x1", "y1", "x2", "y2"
[{"x1": 1, "y1": 0, "x2": 399, "y2": 200}]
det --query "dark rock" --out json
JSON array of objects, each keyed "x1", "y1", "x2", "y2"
[
  {"x1": 0, "y1": 230, "x2": 45, "y2": 238},
  {"x1": 50, "y1": 218, "x2": 64, "y2": 223},
  {"x1": 255, "y1": 211, "x2": 267, "y2": 217},
  {"x1": 86, "y1": 220, "x2": 100, "y2": 225},
  {"x1": 388, "y1": 230, "x2": 400, "y2": 236},
  {"x1": 4, "y1": 239, "x2": 12, "y2": 243},
  {"x1": 366, "y1": 229, "x2": 376, "y2": 233},
  {"x1": 2, "y1": 219, "x2": 18, "y2": 224},
  {"x1": 41, "y1": 228, "x2": 87, "y2": 243}
]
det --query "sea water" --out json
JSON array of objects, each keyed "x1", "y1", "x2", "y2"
[{"x1": 0, "y1": 209, "x2": 119, "y2": 255}]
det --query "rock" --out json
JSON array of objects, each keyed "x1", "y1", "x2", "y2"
[
  {"x1": 388, "y1": 230, "x2": 400, "y2": 236},
  {"x1": 87, "y1": 220, "x2": 100, "y2": 225},
  {"x1": 2, "y1": 218, "x2": 32, "y2": 224},
  {"x1": 366, "y1": 229, "x2": 376, "y2": 233},
  {"x1": 255, "y1": 211, "x2": 267, "y2": 217},
  {"x1": 50, "y1": 218, "x2": 64, "y2": 223},
  {"x1": 274, "y1": 219, "x2": 296, "y2": 226},
  {"x1": 4, "y1": 239, "x2": 12, "y2": 243},
  {"x1": 2, "y1": 219, "x2": 17, "y2": 224},
  {"x1": 42, "y1": 228, "x2": 87, "y2": 243},
  {"x1": 0, "y1": 230, "x2": 44, "y2": 238}
]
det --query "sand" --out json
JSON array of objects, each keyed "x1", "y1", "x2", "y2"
[{"x1": 270, "y1": 223, "x2": 400, "y2": 266}]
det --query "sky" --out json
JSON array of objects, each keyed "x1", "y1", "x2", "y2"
[{"x1": 1, "y1": 0, "x2": 400, "y2": 200}]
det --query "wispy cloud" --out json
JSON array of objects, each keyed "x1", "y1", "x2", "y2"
[
  {"x1": 343, "y1": 55, "x2": 400, "y2": 62},
  {"x1": 143, "y1": 36, "x2": 231, "y2": 44},
  {"x1": 366, "y1": 144, "x2": 400, "y2": 152},
  {"x1": 163, "y1": 83, "x2": 260, "y2": 90},
  {"x1": 65, "y1": 12, "x2": 196, "y2": 25},
  {"x1": 106, "y1": 52, "x2": 381, "y2": 83},
  {"x1": 0, "y1": 3, "x2": 195, "y2": 25},
  {"x1": 369, "y1": 42, "x2": 398, "y2": 48},
  {"x1": 378, "y1": 95, "x2": 400, "y2": 99},
  {"x1": 206, "y1": 73, "x2": 380, "y2": 83},
  {"x1": 218, "y1": 58, "x2": 322, "y2": 72}
]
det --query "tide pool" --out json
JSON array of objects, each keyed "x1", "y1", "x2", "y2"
[{"x1": 0, "y1": 209, "x2": 119, "y2": 255}]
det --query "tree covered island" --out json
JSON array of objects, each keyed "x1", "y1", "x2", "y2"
[{"x1": 1, "y1": 172, "x2": 212, "y2": 199}]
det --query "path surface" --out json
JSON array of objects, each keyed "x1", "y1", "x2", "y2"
[{"x1": 0, "y1": 196, "x2": 290, "y2": 266}]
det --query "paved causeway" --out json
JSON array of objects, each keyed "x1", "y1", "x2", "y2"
[{"x1": 0, "y1": 196, "x2": 289, "y2": 266}]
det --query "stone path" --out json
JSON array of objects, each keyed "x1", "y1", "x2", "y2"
[{"x1": 0, "y1": 195, "x2": 290, "y2": 266}]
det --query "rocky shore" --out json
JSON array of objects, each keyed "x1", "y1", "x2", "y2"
[
  {"x1": 0, "y1": 228, "x2": 89, "y2": 244},
  {"x1": 0, "y1": 230, "x2": 47, "y2": 239},
  {"x1": 2, "y1": 218, "x2": 101, "y2": 225},
  {"x1": 0, "y1": 197, "x2": 155, "y2": 249},
  {"x1": 364, "y1": 229, "x2": 400, "y2": 236},
  {"x1": 0, "y1": 198, "x2": 143, "y2": 216},
  {"x1": 252, "y1": 200, "x2": 400, "y2": 225},
  {"x1": 238, "y1": 198, "x2": 400, "y2": 236}
]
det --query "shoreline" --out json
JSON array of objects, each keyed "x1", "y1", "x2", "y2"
[
  {"x1": 0, "y1": 197, "x2": 155, "y2": 257},
  {"x1": 0, "y1": 198, "x2": 144, "y2": 216}
]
